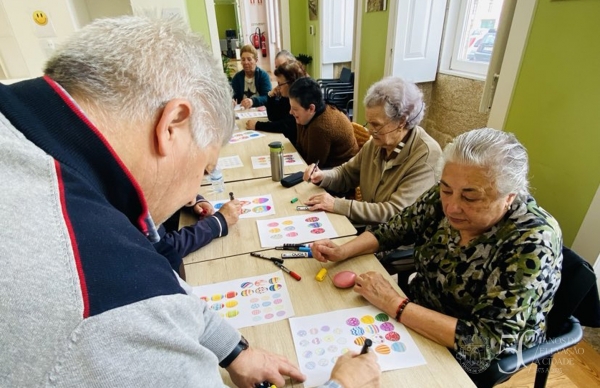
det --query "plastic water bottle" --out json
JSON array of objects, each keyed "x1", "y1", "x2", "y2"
[{"x1": 210, "y1": 166, "x2": 225, "y2": 193}]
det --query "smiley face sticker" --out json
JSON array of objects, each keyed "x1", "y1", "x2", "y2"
[{"x1": 32, "y1": 10, "x2": 48, "y2": 26}]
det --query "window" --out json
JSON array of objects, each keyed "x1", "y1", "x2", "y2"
[{"x1": 440, "y1": 0, "x2": 505, "y2": 80}]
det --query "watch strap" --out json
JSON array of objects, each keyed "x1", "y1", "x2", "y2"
[{"x1": 219, "y1": 337, "x2": 248, "y2": 368}]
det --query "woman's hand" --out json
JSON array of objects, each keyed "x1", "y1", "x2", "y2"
[
  {"x1": 311, "y1": 239, "x2": 348, "y2": 263},
  {"x1": 354, "y1": 271, "x2": 404, "y2": 317},
  {"x1": 305, "y1": 193, "x2": 335, "y2": 213},
  {"x1": 241, "y1": 98, "x2": 253, "y2": 109},
  {"x1": 245, "y1": 119, "x2": 257, "y2": 130},
  {"x1": 303, "y1": 163, "x2": 323, "y2": 184},
  {"x1": 268, "y1": 87, "x2": 281, "y2": 98}
]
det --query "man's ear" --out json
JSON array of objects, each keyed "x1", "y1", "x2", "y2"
[
  {"x1": 308, "y1": 103, "x2": 316, "y2": 114},
  {"x1": 155, "y1": 99, "x2": 192, "y2": 157}
]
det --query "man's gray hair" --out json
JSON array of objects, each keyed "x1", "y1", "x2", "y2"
[
  {"x1": 44, "y1": 16, "x2": 234, "y2": 148},
  {"x1": 439, "y1": 128, "x2": 530, "y2": 198},
  {"x1": 275, "y1": 50, "x2": 296, "y2": 62},
  {"x1": 363, "y1": 76, "x2": 425, "y2": 130}
]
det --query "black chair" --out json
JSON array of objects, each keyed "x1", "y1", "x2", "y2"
[
  {"x1": 474, "y1": 246, "x2": 600, "y2": 388},
  {"x1": 317, "y1": 67, "x2": 353, "y2": 89}
]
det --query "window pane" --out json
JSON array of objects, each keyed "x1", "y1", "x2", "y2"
[{"x1": 457, "y1": 0, "x2": 504, "y2": 64}]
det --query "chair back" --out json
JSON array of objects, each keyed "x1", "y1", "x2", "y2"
[
  {"x1": 351, "y1": 122, "x2": 370, "y2": 150},
  {"x1": 339, "y1": 67, "x2": 352, "y2": 83}
]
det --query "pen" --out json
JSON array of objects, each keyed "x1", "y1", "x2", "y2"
[
  {"x1": 307, "y1": 160, "x2": 320, "y2": 183},
  {"x1": 275, "y1": 261, "x2": 302, "y2": 281},
  {"x1": 229, "y1": 192, "x2": 235, "y2": 200},
  {"x1": 360, "y1": 338, "x2": 373, "y2": 355},
  {"x1": 274, "y1": 246, "x2": 311, "y2": 252},
  {"x1": 250, "y1": 251, "x2": 284, "y2": 264}
]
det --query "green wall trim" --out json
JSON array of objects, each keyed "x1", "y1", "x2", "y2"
[
  {"x1": 187, "y1": 0, "x2": 211, "y2": 44},
  {"x1": 215, "y1": 4, "x2": 236, "y2": 39}
]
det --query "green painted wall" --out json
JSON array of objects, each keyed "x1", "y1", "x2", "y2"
[
  {"x1": 289, "y1": 0, "x2": 307, "y2": 56},
  {"x1": 505, "y1": 0, "x2": 600, "y2": 245},
  {"x1": 354, "y1": 9, "x2": 389, "y2": 124},
  {"x1": 186, "y1": 0, "x2": 211, "y2": 43},
  {"x1": 215, "y1": 4, "x2": 236, "y2": 39}
]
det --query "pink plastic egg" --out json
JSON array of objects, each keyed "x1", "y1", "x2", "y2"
[{"x1": 332, "y1": 271, "x2": 356, "y2": 289}]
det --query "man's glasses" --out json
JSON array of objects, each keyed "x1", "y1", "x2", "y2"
[
  {"x1": 363, "y1": 120, "x2": 399, "y2": 136},
  {"x1": 278, "y1": 80, "x2": 292, "y2": 86}
]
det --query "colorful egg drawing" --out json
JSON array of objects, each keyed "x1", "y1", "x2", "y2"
[
  {"x1": 263, "y1": 307, "x2": 273, "y2": 313},
  {"x1": 274, "y1": 305, "x2": 284, "y2": 311},
  {"x1": 273, "y1": 298, "x2": 283, "y2": 304},
  {"x1": 385, "y1": 331, "x2": 401, "y2": 342},
  {"x1": 310, "y1": 228, "x2": 325, "y2": 234},
  {"x1": 375, "y1": 313, "x2": 389, "y2": 322},
  {"x1": 282, "y1": 220, "x2": 294, "y2": 225},
  {"x1": 250, "y1": 297, "x2": 259, "y2": 303},
  {"x1": 270, "y1": 234, "x2": 283, "y2": 239},
  {"x1": 261, "y1": 295, "x2": 270, "y2": 301},
  {"x1": 327, "y1": 345, "x2": 338, "y2": 353},
  {"x1": 284, "y1": 226, "x2": 295, "y2": 231},
  {"x1": 269, "y1": 284, "x2": 282, "y2": 291},
  {"x1": 264, "y1": 313, "x2": 274, "y2": 319},
  {"x1": 199, "y1": 296, "x2": 208, "y2": 302},
  {"x1": 272, "y1": 293, "x2": 281, "y2": 298},
  {"x1": 336, "y1": 337, "x2": 347, "y2": 345},
  {"x1": 240, "y1": 282, "x2": 253, "y2": 289},
  {"x1": 305, "y1": 361, "x2": 316, "y2": 370},
  {"x1": 241, "y1": 289, "x2": 253, "y2": 296},
  {"x1": 353, "y1": 336, "x2": 367, "y2": 346},
  {"x1": 211, "y1": 294, "x2": 223, "y2": 301},
  {"x1": 255, "y1": 279, "x2": 267, "y2": 287},
  {"x1": 309, "y1": 328, "x2": 319, "y2": 335},
  {"x1": 262, "y1": 301, "x2": 271, "y2": 307},
  {"x1": 267, "y1": 222, "x2": 279, "y2": 227},
  {"x1": 303, "y1": 351, "x2": 313, "y2": 359},
  {"x1": 340, "y1": 348, "x2": 350, "y2": 354},
  {"x1": 255, "y1": 287, "x2": 267, "y2": 294},
  {"x1": 360, "y1": 315, "x2": 375, "y2": 324},
  {"x1": 364, "y1": 324, "x2": 380, "y2": 334},
  {"x1": 297, "y1": 330, "x2": 308, "y2": 337},
  {"x1": 380, "y1": 322, "x2": 395, "y2": 331},
  {"x1": 226, "y1": 310, "x2": 239, "y2": 318},
  {"x1": 350, "y1": 327, "x2": 365, "y2": 336},
  {"x1": 210, "y1": 303, "x2": 224, "y2": 311},
  {"x1": 250, "y1": 303, "x2": 260, "y2": 309},
  {"x1": 321, "y1": 325, "x2": 330, "y2": 332},
  {"x1": 375, "y1": 345, "x2": 391, "y2": 355},
  {"x1": 269, "y1": 278, "x2": 280, "y2": 285},
  {"x1": 249, "y1": 133, "x2": 259, "y2": 137},
  {"x1": 307, "y1": 222, "x2": 323, "y2": 228},
  {"x1": 253, "y1": 205, "x2": 271, "y2": 213},
  {"x1": 286, "y1": 232, "x2": 298, "y2": 237},
  {"x1": 269, "y1": 228, "x2": 281, "y2": 233},
  {"x1": 318, "y1": 358, "x2": 329, "y2": 367},
  {"x1": 305, "y1": 217, "x2": 319, "y2": 222},
  {"x1": 346, "y1": 317, "x2": 360, "y2": 326},
  {"x1": 253, "y1": 197, "x2": 269, "y2": 204},
  {"x1": 299, "y1": 339, "x2": 310, "y2": 347},
  {"x1": 251, "y1": 310, "x2": 261, "y2": 315},
  {"x1": 252, "y1": 316, "x2": 262, "y2": 322},
  {"x1": 312, "y1": 338, "x2": 321, "y2": 345},
  {"x1": 315, "y1": 348, "x2": 325, "y2": 356},
  {"x1": 214, "y1": 203, "x2": 223, "y2": 210},
  {"x1": 371, "y1": 334, "x2": 386, "y2": 344},
  {"x1": 324, "y1": 335, "x2": 335, "y2": 343},
  {"x1": 226, "y1": 291, "x2": 237, "y2": 299},
  {"x1": 276, "y1": 310, "x2": 286, "y2": 317},
  {"x1": 391, "y1": 342, "x2": 407, "y2": 352},
  {"x1": 225, "y1": 300, "x2": 238, "y2": 308}
]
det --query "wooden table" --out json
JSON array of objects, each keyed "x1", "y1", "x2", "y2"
[
  {"x1": 203, "y1": 132, "x2": 305, "y2": 185},
  {"x1": 181, "y1": 178, "x2": 357, "y2": 264},
  {"x1": 184, "y1": 237, "x2": 475, "y2": 388},
  {"x1": 234, "y1": 107, "x2": 269, "y2": 131}
]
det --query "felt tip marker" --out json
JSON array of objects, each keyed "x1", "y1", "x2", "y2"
[
  {"x1": 276, "y1": 262, "x2": 302, "y2": 281},
  {"x1": 307, "y1": 160, "x2": 320, "y2": 183},
  {"x1": 296, "y1": 206, "x2": 310, "y2": 211},
  {"x1": 229, "y1": 192, "x2": 234, "y2": 200},
  {"x1": 360, "y1": 338, "x2": 373, "y2": 354},
  {"x1": 281, "y1": 252, "x2": 312, "y2": 258},
  {"x1": 290, "y1": 197, "x2": 298, "y2": 203}
]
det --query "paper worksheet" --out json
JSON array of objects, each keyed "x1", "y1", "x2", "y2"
[
  {"x1": 192, "y1": 270, "x2": 294, "y2": 329},
  {"x1": 256, "y1": 212, "x2": 339, "y2": 248},
  {"x1": 211, "y1": 194, "x2": 276, "y2": 219},
  {"x1": 228, "y1": 130, "x2": 266, "y2": 144},
  {"x1": 235, "y1": 110, "x2": 268, "y2": 120},
  {"x1": 289, "y1": 305, "x2": 426, "y2": 387},
  {"x1": 251, "y1": 152, "x2": 304, "y2": 169},
  {"x1": 218, "y1": 155, "x2": 243, "y2": 169}
]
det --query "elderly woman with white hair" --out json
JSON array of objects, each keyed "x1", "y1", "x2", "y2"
[
  {"x1": 310, "y1": 128, "x2": 563, "y2": 376},
  {"x1": 303, "y1": 76, "x2": 442, "y2": 224}
]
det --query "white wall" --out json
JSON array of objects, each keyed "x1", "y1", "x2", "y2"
[
  {"x1": 129, "y1": 0, "x2": 189, "y2": 23},
  {"x1": 85, "y1": 0, "x2": 131, "y2": 20}
]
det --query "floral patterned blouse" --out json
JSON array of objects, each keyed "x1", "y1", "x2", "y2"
[{"x1": 370, "y1": 185, "x2": 563, "y2": 370}]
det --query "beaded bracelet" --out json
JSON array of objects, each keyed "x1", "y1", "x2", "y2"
[{"x1": 395, "y1": 298, "x2": 411, "y2": 322}]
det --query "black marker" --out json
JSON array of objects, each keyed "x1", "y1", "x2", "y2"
[
  {"x1": 229, "y1": 192, "x2": 234, "y2": 200},
  {"x1": 360, "y1": 338, "x2": 373, "y2": 355}
]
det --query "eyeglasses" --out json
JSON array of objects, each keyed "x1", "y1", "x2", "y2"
[
  {"x1": 278, "y1": 80, "x2": 292, "y2": 86},
  {"x1": 364, "y1": 120, "x2": 399, "y2": 136}
]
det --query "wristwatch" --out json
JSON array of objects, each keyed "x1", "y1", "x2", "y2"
[{"x1": 219, "y1": 335, "x2": 249, "y2": 368}]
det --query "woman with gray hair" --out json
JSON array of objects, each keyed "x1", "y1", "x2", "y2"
[
  {"x1": 303, "y1": 76, "x2": 442, "y2": 224},
  {"x1": 310, "y1": 128, "x2": 563, "y2": 377}
]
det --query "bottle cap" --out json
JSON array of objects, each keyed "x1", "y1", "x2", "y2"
[{"x1": 268, "y1": 141, "x2": 283, "y2": 151}]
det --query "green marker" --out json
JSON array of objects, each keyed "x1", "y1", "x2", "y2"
[{"x1": 290, "y1": 197, "x2": 298, "y2": 203}]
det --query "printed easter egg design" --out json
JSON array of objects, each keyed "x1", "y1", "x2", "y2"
[
  {"x1": 336, "y1": 337, "x2": 347, "y2": 345},
  {"x1": 270, "y1": 234, "x2": 283, "y2": 239},
  {"x1": 297, "y1": 330, "x2": 308, "y2": 337},
  {"x1": 272, "y1": 293, "x2": 281, "y2": 298},
  {"x1": 253, "y1": 197, "x2": 269, "y2": 204},
  {"x1": 262, "y1": 301, "x2": 271, "y2": 307},
  {"x1": 214, "y1": 203, "x2": 223, "y2": 210},
  {"x1": 327, "y1": 345, "x2": 338, "y2": 353},
  {"x1": 324, "y1": 335, "x2": 335, "y2": 343},
  {"x1": 273, "y1": 298, "x2": 283, "y2": 304},
  {"x1": 385, "y1": 331, "x2": 401, "y2": 342},
  {"x1": 305, "y1": 217, "x2": 320, "y2": 222},
  {"x1": 310, "y1": 228, "x2": 325, "y2": 234},
  {"x1": 321, "y1": 325, "x2": 331, "y2": 332},
  {"x1": 364, "y1": 324, "x2": 380, "y2": 334},
  {"x1": 307, "y1": 222, "x2": 322, "y2": 228},
  {"x1": 264, "y1": 307, "x2": 273, "y2": 313},
  {"x1": 303, "y1": 351, "x2": 313, "y2": 358},
  {"x1": 318, "y1": 359, "x2": 329, "y2": 367},
  {"x1": 360, "y1": 315, "x2": 375, "y2": 324},
  {"x1": 253, "y1": 205, "x2": 271, "y2": 213},
  {"x1": 267, "y1": 222, "x2": 279, "y2": 227},
  {"x1": 240, "y1": 282, "x2": 253, "y2": 289},
  {"x1": 225, "y1": 300, "x2": 238, "y2": 308},
  {"x1": 264, "y1": 313, "x2": 274, "y2": 319},
  {"x1": 250, "y1": 303, "x2": 260, "y2": 309},
  {"x1": 276, "y1": 310, "x2": 286, "y2": 317},
  {"x1": 391, "y1": 342, "x2": 407, "y2": 352},
  {"x1": 210, "y1": 303, "x2": 224, "y2": 311},
  {"x1": 312, "y1": 338, "x2": 321, "y2": 345},
  {"x1": 261, "y1": 295, "x2": 270, "y2": 301},
  {"x1": 252, "y1": 316, "x2": 262, "y2": 322},
  {"x1": 299, "y1": 339, "x2": 310, "y2": 347},
  {"x1": 334, "y1": 328, "x2": 343, "y2": 335},
  {"x1": 269, "y1": 284, "x2": 282, "y2": 291},
  {"x1": 346, "y1": 317, "x2": 360, "y2": 326},
  {"x1": 226, "y1": 291, "x2": 237, "y2": 299},
  {"x1": 274, "y1": 305, "x2": 284, "y2": 311},
  {"x1": 250, "y1": 297, "x2": 259, "y2": 303},
  {"x1": 353, "y1": 336, "x2": 368, "y2": 346},
  {"x1": 286, "y1": 232, "x2": 298, "y2": 237},
  {"x1": 375, "y1": 344, "x2": 391, "y2": 355},
  {"x1": 269, "y1": 228, "x2": 281, "y2": 233},
  {"x1": 340, "y1": 348, "x2": 350, "y2": 354},
  {"x1": 380, "y1": 322, "x2": 395, "y2": 331},
  {"x1": 211, "y1": 294, "x2": 223, "y2": 301},
  {"x1": 375, "y1": 313, "x2": 389, "y2": 322},
  {"x1": 305, "y1": 361, "x2": 316, "y2": 370},
  {"x1": 226, "y1": 310, "x2": 239, "y2": 318},
  {"x1": 315, "y1": 348, "x2": 325, "y2": 356},
  {"x1": 252, "y1": 309, "x2": 262, "y2": 315},
  {"x1": 255, "y1": 287, "x2": 267, "y2": 294},
  {"x1": 371, "y1": 334, "x2": 386, "y2": 344},
  {"x1": 309, "y1": 328, "x2": 319, "y2": 335},
  {"x1": 350, "y1": 326, "x2": 365, "y2": 336},
  {"x1": 269, "y1": 278, "x2": 280, "y2": 285},
  {"x1": 254, "y1": 279, "x2": 267, "y2": 287},
  {"x1": 241, "y1": 289, "x2": 253, "y2": 296},
  {"x1": 282, "y1": 220, "x2": 294, "y2": 225},
  {"x1": 284, "y1": 226, "x2": 295, "y2": 231}
]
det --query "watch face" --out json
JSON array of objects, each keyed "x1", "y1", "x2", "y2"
[{"x1": 240, "y1": 335, "x2": 249, "y2": 350}]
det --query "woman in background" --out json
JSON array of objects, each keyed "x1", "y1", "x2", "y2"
[{"x1": 231, "y1": 45, "x2": 271, "y2": 108}]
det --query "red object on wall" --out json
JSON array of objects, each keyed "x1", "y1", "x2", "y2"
[
  {"x1": 260, "y1": 32, "x2": 267, "y2": 57},
  {"x1": 250, "y1": 27, "x2": 261, "y2": 49}
]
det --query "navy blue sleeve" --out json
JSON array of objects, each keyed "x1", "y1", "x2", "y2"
[
  {"x1": 251, "y1": 69, "x2": 272, "y2": 107},
  {"x1": 231, "y1": 71, "x2": 245, "y2": 103},
  {"x1": 160, "y1": 213, "x2": 229, "y2": 258}
]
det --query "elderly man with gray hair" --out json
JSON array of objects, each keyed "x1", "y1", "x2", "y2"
[{"x1": 0, "y1": 17, "x2": 380, "y2": 388}]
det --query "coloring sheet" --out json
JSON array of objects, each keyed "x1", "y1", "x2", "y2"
[
  {"x1": 289, "y1": 305, "x2": 426, "y2": 387},
  {"x1": 256, "y1": 212, "x2": 339, "y2": 248},
  {"x1": 251, "y1": 152, "x2": 304, "y2": 169},
  {"x1": 192, "y1": 270, "x2": 294, "y2": 329},
  {"x1": 235, "y1": 110, "x2": 268, "y2": 120},
  {"x1": 211, "y1": 194, "x2": 276, "y2": 219},
  {"x1": 218, "y1": 155, "x2": 243, "y2": 169},
  {"x1": 228, "y1": 130, "x2": 266, "y2": 144}
]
